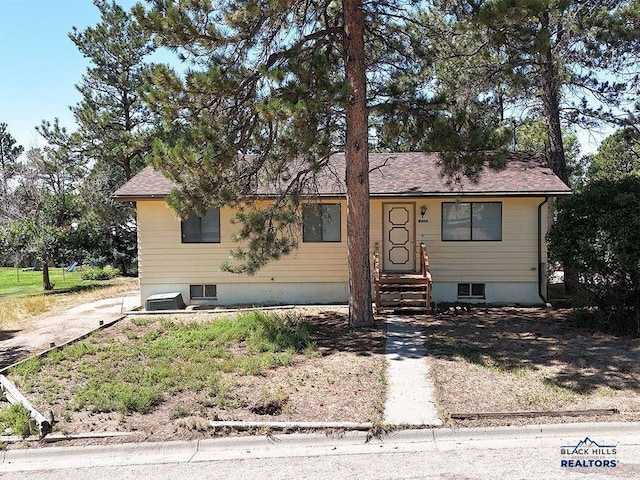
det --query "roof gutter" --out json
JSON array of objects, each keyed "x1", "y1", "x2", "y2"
[
  {"x1": 538, "y1": 197, "x2": 549, "y2": 304},
  {"x1": 112, "y1": 195, "x2": 167, "y2": 202},
  {"x1": 114, "y1": 190, "x2": 572, "y2": 202}
]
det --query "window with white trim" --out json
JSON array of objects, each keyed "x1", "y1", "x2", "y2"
[
  {"x1": 302, "y1": 204, "x2": 341, "y2": 242},
  {"x1": 442, "y1": 202, "x2": 502, "y2": 241}
]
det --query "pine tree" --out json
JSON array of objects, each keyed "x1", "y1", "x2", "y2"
[
  {"x1": 136, "y1": 0, "x2": 428, "y2": 329},
  {"x1": 0, "y1": 123, "x2": 24, "y2": 221},
  {"x1": 436, "y1": 0, "x2": 638, "y2": 185},
  {"x1": 70, "y1": 0, "x2": 156, "y2": 182},
  {"x1": 68, "y1": 0, "x2": 157, "y2": 273}
]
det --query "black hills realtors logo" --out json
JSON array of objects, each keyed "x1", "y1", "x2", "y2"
[{"x1": 560, "y1": 437, "x2": 618, "y2": 468}]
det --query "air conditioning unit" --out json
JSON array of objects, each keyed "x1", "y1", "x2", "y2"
[{"x1": 146, "y1": 292, "x2": 186, "y2": 311}]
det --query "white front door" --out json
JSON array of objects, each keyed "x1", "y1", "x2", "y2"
[{"x1": 383, "y1": 203, "x2": 415, "y2": 272}]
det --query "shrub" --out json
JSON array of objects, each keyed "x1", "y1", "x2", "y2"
[
  {"x1": 80, "y1": 265, "x2": 119, "y2": 281},
  {"x1": 548, "y1": 176, "x2": 640, "y2": 336}
]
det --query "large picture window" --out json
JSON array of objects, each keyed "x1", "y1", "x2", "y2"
[
  {"x1": 181, "y1": 207, "x2": 220, "y2": 243},
  {"x1": 302, "y1": 204, "x2": 341, "y2": 242},
  {"x1": 442, "y1": 202, "x2": 502, "y2": 241}
]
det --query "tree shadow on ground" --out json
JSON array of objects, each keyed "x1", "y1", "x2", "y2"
[
  {"x1": 0, "y1": 329, "x2": 21, "y2": 341},
  {"x1": 0, "y1": 330, "x2": 28, "y2": 369},
  {"x1": 0, "y1": 344, "x2": 31, "y2": 370},
  {"x1": 418, "y1": 307, "x2": 640, "y2": 394},
  {"x1": 306, "y1": 310, "x2": 386, "y2": 357}
]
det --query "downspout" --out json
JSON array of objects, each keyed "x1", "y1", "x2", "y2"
[{"x1": 538, "y1": 197, "x2": 549, "y2": 303}]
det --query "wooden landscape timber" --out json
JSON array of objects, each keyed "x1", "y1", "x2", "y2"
[
  {"x1": 450, "y1": 409, "x2": 619, "y2": 420},
  {"x1": 0, "y1": 374, "x2": 54, "y2": 437}
]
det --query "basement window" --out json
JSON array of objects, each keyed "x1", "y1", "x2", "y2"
[
  {"x1": 458, "y1": 283, "x2": 485, "y2": 299},
  {"x1": 190, "y1": 284, "x2": 217, "y2": 299}
]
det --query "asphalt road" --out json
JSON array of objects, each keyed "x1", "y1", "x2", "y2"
[{"x1": 2, "y1": 423, "x2": 639, "y2": 479}]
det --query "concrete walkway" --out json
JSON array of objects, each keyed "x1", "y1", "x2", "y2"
[
  {"x1": 383, "y1": 315, "x2": 442, "y2": 426},
  {"x1": 0, "y1": 291, "x2": 140, "y2": 370}
]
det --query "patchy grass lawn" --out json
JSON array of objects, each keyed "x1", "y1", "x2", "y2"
[
  {"x1": 423, "y1": 307, "x2": 640, "y2": 427},
  {"x1": 4, "y1": 304, "x2": 638, "y2": 445},
  {"x1": 6, "y1": 308, "x2": 386, "y2": 443}
]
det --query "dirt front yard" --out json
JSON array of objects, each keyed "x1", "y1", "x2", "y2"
[
  {"x1": 3, "y1": 305, "x2": 640, "y2": 447},
  {"x1": 423, "y1": 307, "x2": 640, "y2": 427},
  {"x1": 5, "y1": 308, "x2": 387, "y2": 445}
]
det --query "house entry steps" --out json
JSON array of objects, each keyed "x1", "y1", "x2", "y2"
[
  {"x1": 373, "y1": 242, "x2": 433, "y2": 314},
  {"x1": 383, "y1": 315, "x2": 442, "y2": 426},
  {"x1": 377, "y1": 274, "x2": 433, "y2": 314}
]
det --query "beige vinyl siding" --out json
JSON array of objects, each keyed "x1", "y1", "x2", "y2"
[
  {"x1": 370, "y1": 197, "x2": 545, "y2": 283},
  {"x1": 137, "y1": 196, "x2": 548, "y2": 305},
  {"x1": 137, "y1": 200, "x2": 348, "y2": 286}
]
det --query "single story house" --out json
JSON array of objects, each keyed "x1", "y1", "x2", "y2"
[{"x1": 113, "y1": 152, "x2": 571, "y2": 309}]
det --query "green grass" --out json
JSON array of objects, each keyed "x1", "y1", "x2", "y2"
[
  {"x1": 10, "y1": 310, "x2": 314, "y2": 415},
  {"x1": 0, "y1": 404, "x2": 32, "y2": 437},
  {"x1": 0, "y1": 267, "x2": 91, "y2": 299}
]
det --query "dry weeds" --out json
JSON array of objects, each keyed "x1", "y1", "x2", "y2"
[{"x1": 4, "y1": 303, "x2": 639, "y2": 448}]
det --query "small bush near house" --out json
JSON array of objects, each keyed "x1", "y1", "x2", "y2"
[
  {"x1": 548, "y1": 176, "x2": 640, "y2": 336},
  {"x1": 80, "y1": 265, "x2": 120, "y2": 281}
]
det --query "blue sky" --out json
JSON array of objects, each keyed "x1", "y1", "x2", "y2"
[
  {"x1": 0, "y1": 0, "x2": 138, "y2": 149},
  {"x1": 0, "y1": 1, "x2": 609, "y2": 156}
]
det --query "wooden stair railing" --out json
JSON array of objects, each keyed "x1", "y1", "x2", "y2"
[
  {"x1": 373, "y1": 242, "x2": 381, "y2": 314},
  {"x1": 374, "y1": 242, "x2": 434, "y2": 314},
  {"x1": 420, "y1": 243, "x2": 433, "y2": 310}
]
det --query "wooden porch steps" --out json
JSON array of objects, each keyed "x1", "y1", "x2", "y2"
[
  {"x1": 373, "y1": 243, "x2": 434, "y2": 315},
  {"x1": 377, "y1": 275, "x2": 432, "y2": 313}
]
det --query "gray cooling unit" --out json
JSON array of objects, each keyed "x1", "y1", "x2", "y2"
[{"x1": 146, "y1": 292, "x2": 186, "y2": 311}]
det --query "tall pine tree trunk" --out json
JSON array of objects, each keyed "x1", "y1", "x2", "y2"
[
  {"x1": 540, "y1": 11, "x2": 577, "y2": 295},
  {"x1": 343, "y1": 0, "x2": 373, "y2": 329},
  {"x1": 540, "y1": 12, "x2": 567, "y2": 186}
]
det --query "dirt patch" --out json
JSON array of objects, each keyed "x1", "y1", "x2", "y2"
[
  {"x1": 422, "y1": 307, "x2": 640, "y2": 427},
  {"x1": 0, "y1": 280, "x2": 139, "y2": 370},
  {"x1": 5, "y1": 308, "x2": 387, "y2": 446}
]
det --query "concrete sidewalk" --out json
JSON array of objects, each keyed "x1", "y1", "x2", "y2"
[
  {"x1": 0, "y1": 291, "x2": 140, "y2": 370},
  {"x1": 383, "y1": 315, "x2": 442, "y2": 426}
]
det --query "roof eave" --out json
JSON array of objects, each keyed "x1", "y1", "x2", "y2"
[
  {"x1": 112, "y1": 194, "x2": 169, "y2": 202},
  {"x1": 114, "y1": 190, "x2": 571, "y2": 202},
  {"x1": 369, "y1": 190, "x2": 572, "y2": 197}
]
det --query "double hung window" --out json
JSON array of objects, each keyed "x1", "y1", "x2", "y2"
[{"x1": 181, "y1": 207, "x2": 220, "y2": 243}]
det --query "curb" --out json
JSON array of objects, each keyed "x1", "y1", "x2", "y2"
[{"x1": 2, "y1": 421, "x2": 639, "y2": 472}]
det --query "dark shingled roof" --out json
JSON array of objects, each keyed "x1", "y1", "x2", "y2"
[{"x1": 113, "y1": 152, "x2": 571, "y2": 201}]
